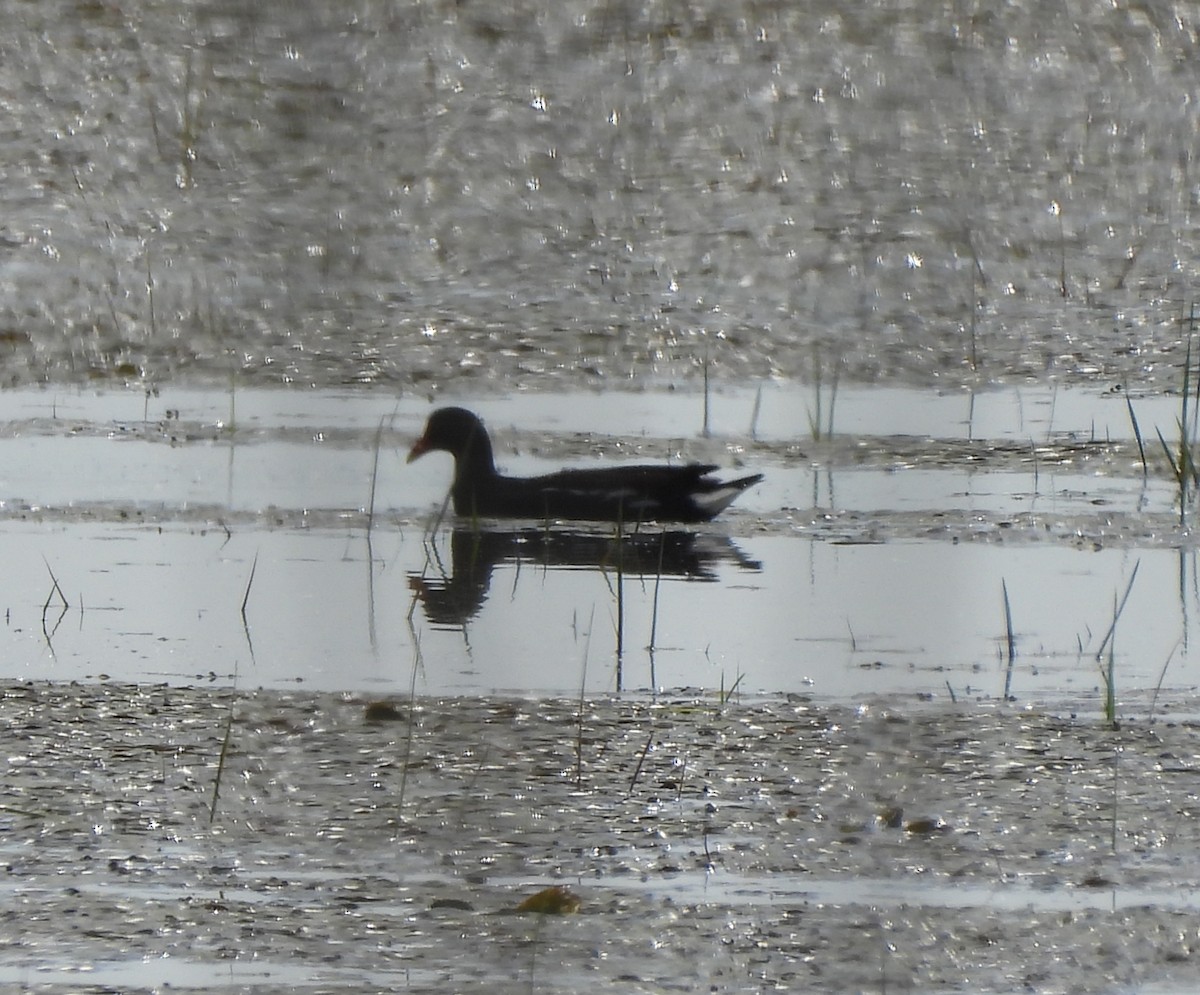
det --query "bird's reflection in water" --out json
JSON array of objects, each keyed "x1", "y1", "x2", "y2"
[{"x1": 410, "y1": 527, "x2": 763, "y2": 626}]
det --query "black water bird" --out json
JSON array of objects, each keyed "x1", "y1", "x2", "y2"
[{"x1": 407, "y1": 407, "x2": 763, "y2": 523}]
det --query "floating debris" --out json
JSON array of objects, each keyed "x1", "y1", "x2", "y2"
[{"x1": 514, "y1": 886, "x2": 581, "y2": 915}]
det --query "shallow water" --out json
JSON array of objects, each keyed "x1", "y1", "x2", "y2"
[
  {"x1": 0, "y1": 383, "x2": 1195, "y2": 709},
  {"x1": 8, "y1": 517, "x2": 1200, "y2": 706}
]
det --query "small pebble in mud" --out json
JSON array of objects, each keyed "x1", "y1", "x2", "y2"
[
  {"x1": 904, "y1": 817, "x2": 949, "y2": 835},
  {"x1": 363, "y1": 701, "x2": 405, "y2": 723}
]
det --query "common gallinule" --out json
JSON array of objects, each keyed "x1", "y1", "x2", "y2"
[{"x1": 408, "y1": 407, "x2": 763, "y2": 523}]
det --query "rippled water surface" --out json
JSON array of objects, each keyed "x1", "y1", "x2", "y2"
[{"x1": 6, "y1": 1, "x2": 1200, "y2": 992}]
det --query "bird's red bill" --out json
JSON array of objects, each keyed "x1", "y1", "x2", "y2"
[{"x1": 407, "y1": 437, "x2": 430, "y2": 463}]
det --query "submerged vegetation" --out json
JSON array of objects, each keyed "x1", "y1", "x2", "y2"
[{"x1": 1149, "y1": 306, "x2": 1200, "y2": 526}]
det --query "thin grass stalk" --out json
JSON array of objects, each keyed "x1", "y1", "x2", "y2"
[
  {"x1": 1124, "y1": 393, "x2": 1147, "y2": 478},
  {"x1": 240, "y1": 550, "x2": 258, "y2": 620},
  {"x1": 145, "y1": 250, "x2": 157, "y2": 338},
  {"x1": 1045, "y1": 382, "x2": 1060, "y2": 442},
  {"x1": 969, "y1": 255, "x2": 979, "y2": 371},
  {"x1": 366, "y1": 414, "x2": 386, "y2": 537},
  {"x1": 1182, "y1": 334, "x2": 1193, "y2": 483},
  {"x1": 647, "y1": 530, "x2": 666, "y2": 670},
  {"x1": 1191, "y1": 325, "x2": 1200, "y2": 490},
  {"x1": 575, "y1": 643, "x2": 589, "y2": 790},
  {"x1": 825, "y1": 357, "x2": 841, "y2": 441},
  {"x1": 364, "y1": 529, "x2": 379, "y2": 652},
  {"x1": 1188, "y1": 302, "x2": 1200, "y2": 447},
  {"x1": 41, "y1": 559, "x2": 69, "y2": 646},
  {"x1": 1103, "y1": 598, "x2": 1117, "y2": 728},
  {"x1": 179, "y1": 47, "x2": 195, "y2": 188},
  {"x1": 1055, "y1": 200, "x2": 1067, "y2": 297},
  {"x1": 628, "y1": 729, "x2": 654, "y2": 797},
  {"x1": 398, "y1": 600, "x2": 424, "y2": 812},
  {"x1": 1156, "y1": 425, "x2": 1181, "y2": 482},
  {"x1": 614, "y1": 510, "x2": 624, "y2": 689},
  {"x1": 1148, "y1": 639, "x2": 1181, "y2": 724},
  {"x1": 1093, "y1": 560, "x2": 1140, "y2": 664},
  {"x1": 1180, "y1": 547, "x2": 1192, "y2": 655},
  {"x1": 208, "y1": 706, "x2": 234, "y2": 824},
  {"x1": 1109, "y1": 745, "x2": 1119, "y2": 851},
  {"x1": 226, "y1": 356, "x2": 237, "y2": 436},
  {"x1": 239, "y1": 550, "x2": 258, "y2": 662},
  {"x1": 42, "y1": 558, "x2": 68, "y2": 611},
  {"x1": 1001, "y1": 579, "x2": 1017, "y2": 700},
  {"x1": 808, "y1": 343, "x2": 823, "y2": 441},
  {"x1": 575, "y1": 604, "x2": 596, "y2": 788},
  {"x1": 148, "y1": 92, "x2": 164, "y2": 159},
  {"x1": 718, "y1": 672, "x2": 745, "y2": 712},
  {"x1": 183, "y1": 50, "x2": 197, "y2": 147},
  {"x1": 1156, "y1": 424, "x2": 1186, "y2": 527},
  {"x1": 1173, "y1": 330, "x2": 1200, "y2": 518}
]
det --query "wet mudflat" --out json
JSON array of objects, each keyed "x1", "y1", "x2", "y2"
[{"x1": 5, "y1": 683, "x2": 1200, "y2": 995}]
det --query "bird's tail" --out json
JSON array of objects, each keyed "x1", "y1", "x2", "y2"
[{"x1": 693, "y1": 473, "x2": 764, "y2": 517}]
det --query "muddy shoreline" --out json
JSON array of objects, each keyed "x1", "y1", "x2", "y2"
[{"x1": 2, "y1": 681, "x2": 1198, "y2": 992}]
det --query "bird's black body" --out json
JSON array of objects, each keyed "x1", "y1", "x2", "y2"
[{"x1": 408, "y1": 407, "x2": 762, "y2": 524}]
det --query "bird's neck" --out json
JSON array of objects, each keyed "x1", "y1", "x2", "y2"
[{"x1": 455, "y1": 426, "x2": 498, "y2": 481}]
